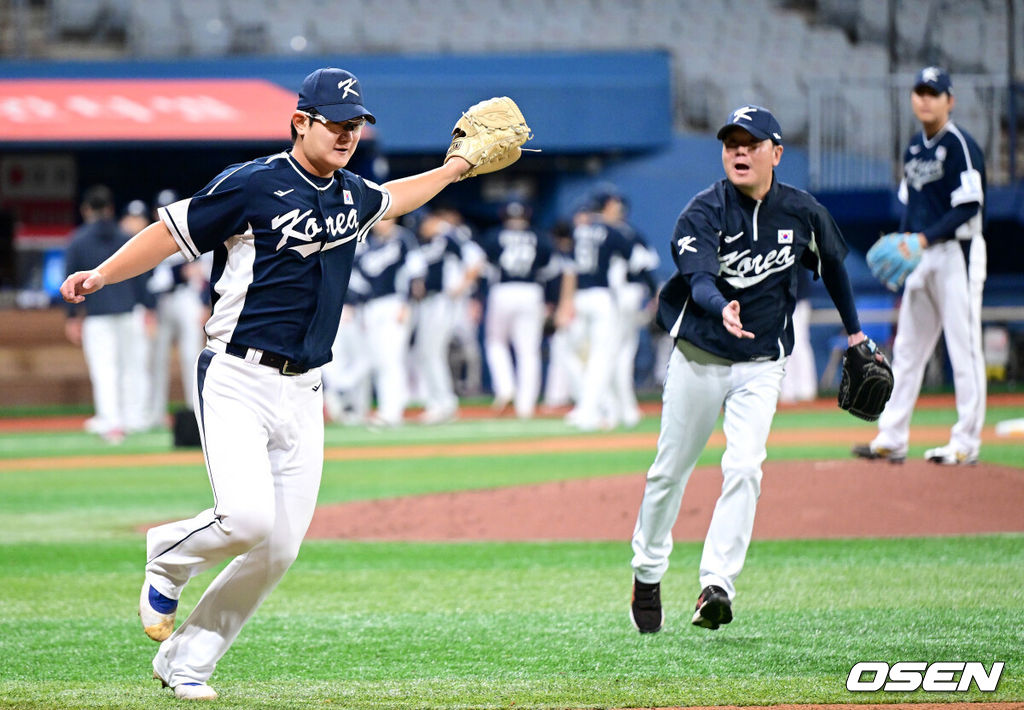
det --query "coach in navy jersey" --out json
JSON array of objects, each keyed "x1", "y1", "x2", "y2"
[
  {"x1": 854, "y1": 67, "x2": 987, "y2": 466},
  {"x1": 60, "y1": 67, "x2": 487, "y2": 701},
  {"x1": 628, "y1": 106, "x2": 874, "y2": 634}
]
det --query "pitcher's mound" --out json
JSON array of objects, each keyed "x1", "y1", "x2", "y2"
[{"x1": 307, "y1": 459, "x2": 1024, "y2": 541}]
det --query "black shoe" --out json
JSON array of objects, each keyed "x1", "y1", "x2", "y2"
[
  {"x1": 851, "y1": 443, "x2": 905, "y2": 463},
  {"x1": 630, "y1": 578, "x2": 664, "y2": 633},
  {"x1": 691, "y1": 585, "x2": 732, "y2": 630}
]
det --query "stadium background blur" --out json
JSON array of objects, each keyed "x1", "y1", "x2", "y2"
[{"x1": 1, "y1": 0, "x2": 1022, "y2": 411}]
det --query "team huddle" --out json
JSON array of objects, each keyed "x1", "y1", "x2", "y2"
[{"x1": 60, "y1": 64, "x2": 987, "y2": 700}]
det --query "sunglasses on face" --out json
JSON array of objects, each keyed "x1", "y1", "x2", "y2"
[{"x1": 301, "y1": 111, "x2": 366, "y2": 134}]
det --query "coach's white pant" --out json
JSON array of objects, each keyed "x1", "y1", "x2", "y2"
[
  {"x1": 485, "y1": 282, "x2": 545, "y2": 418},
  {"x1": 82, "y1": 310, "x2": 148, "y2": 434},
  {"x1": 631, "y1": 340, "x2": 784, "y2": 599},
  {"x1": 872, "y1": 237, "x2": 987, "y2": 457},
  {"x1": 147, "y1": 346, "x2": 323, "y2": 687},
  {"x1": 415, "y1": 292, "x2": 458, "y2": 417}
]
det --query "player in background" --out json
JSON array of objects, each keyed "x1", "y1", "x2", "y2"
[
  {"x1": 629, "y1": 106, "x2": 874, "y2": 633},
  {"x1": 412, "y1": 210, "x2": 485, "y2": 423},
  {"x1": 594, "y1": 188, "x2": 661, "y2": 428},
  {"x1": 853, "y1": 67, "x2": 986, "y2": 465},
  {"x1": 142, "y1": 189, "x2": 210, "y2": 431},
  {"x1": 540, "y1": 220, "x2": 581, "y2": 410},
  {"x1": 324, "y1": 240, "x2": 373, "y2": 425},
  {"x1": 352, "y1": 218, "x2": 426, "y2": 427},
  {"x1": 64, "y1": 185, "x2": 154, "y2": 443},
  {"x1": 60, "y1": 67, "x2": 494, "y2": 700},
  {"x1": 561, "y1": 195, "x2": 637, "y2": 431},
  {"x1": 467, "y1": 199, "x2": 562, "y2": 419},
  {"x1": 433, "y1": 205, "x2": 485, "y2": 397}
]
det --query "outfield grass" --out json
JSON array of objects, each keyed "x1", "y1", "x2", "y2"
[{"x1": 0, "y1": 403, "x2": 1022, "y2": 709}]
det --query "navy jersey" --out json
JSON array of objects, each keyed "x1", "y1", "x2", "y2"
[
  {"x1": 657, "y1": 178, "x2": 850, "y2": 362},
  {"x1": 478, "y1": 225, "x2": 556, "y2": 283},
  {"x1": 159, "y1": 151, "x2": 391, "y2": 368},
  {"x1": 618, "y1": 222, "x2": 660, "y2": 289},
  {"x1": 353, "y1": 225, "x2": 425, "y2": 299},
  {"x1": 418, "y1": 231, "x2": 477, "y2": 294},
  {"x1": 64, "y1": 218, "x2": 154, "y2": 316},
  {"x1": 571, "y1": 219, "x2": 633, "y2": 289},
  {"x1": 899, "y1": 120, "x2": 985, "y2": 240}
]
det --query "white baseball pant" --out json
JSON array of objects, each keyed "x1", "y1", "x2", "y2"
[
  {"x1": 147, "y1": 342, "x2": 323, "y2": 687},
  {"x1": 324, "y1": 305, "x2": 372, "y2": 423},
  {"x1": 610, "y1": 282, "x2": 647, "y2": 427},
  {"x1": 414, "y1": 292, "x2": 458, "y2": 418},
  {"x1": 485, "y1": 281, "x2": 545, "y2": 418},
  {"x1": 146, "y1": 286, "x2": 206, "y2": 426},
  {"x1": 631, "y1": 339, "x2": 785, "y2": 599},
  {"x1": 364, "y1": 294, "x2": 411, "y2": 426},
  {"x1": 779, "y1": 298, "x2": 817, "y2": 403},
  {"x1": 871, "y1": 237, "x2": 986, "y2": 457},
  {"x1": 567, "y1": 287, "x2": 618, "y2": 429},
  {"x1": 82, "y1": 309, "x2": 149, "y2": 434}
]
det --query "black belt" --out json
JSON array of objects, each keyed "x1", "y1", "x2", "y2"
[{"x1": 225, "y1": 343, "x2": 309, "y2": 376}]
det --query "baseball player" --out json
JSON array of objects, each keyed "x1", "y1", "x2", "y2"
[
  {"x1": 59, "y1": 67, "x2": 509, "y2": 700},
  {"x1": 562, "y1": 198, "x2": 636, "y2": 430},
  {"x1": 64, "y1": 185, "x2": 154, "y2": 444},
  {"x1": 432, "y1": 206, "x2": 485, "y2": 396},
  {"x1": 629, "y1": 106, "x2": 873, "y2": 633},
  {"x1": 142, "y1": 189, "x2": 210, "y2": 431},
  {"x1": 595, "y1": 189, "x2": 660, "y2": 428},
  {"x1": 323, "y1": 244, "x2": 373, "y2": 425},
  {"x1": 412, "y1": 210, "x2": 484, "y2": 423},
  {"x1": 351, "y1": 218, "x2": 426, "y2": 427},
  {"x1": 853, "y1": 67, "x2": 987, "y2": 465},
  {"x1": 465, "y1": 200, "x2": 560, "y2": 418}
]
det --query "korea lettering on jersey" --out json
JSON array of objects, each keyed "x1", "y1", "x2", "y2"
[
  {"x1": 899, "y1": 120, "x2": 985, "y2": 240},
  {"x1": 660, "y1": 179, "x2": 848, "y2": 361},
  {"x1": 159, "y1": 151, "x2": 391, "y2": 368}
]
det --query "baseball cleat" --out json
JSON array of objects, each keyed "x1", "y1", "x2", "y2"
[
  {"x1": 139, "y1": 582, "x2": 178, "y2": 642},
  {"x1": 851, "y1": 443, "x2": 905, "y2": 463},
  {"x1": 691, "y1": 585, "x2": 732, "y2": 630},
  {"x1": 924, "y1": 444, "x2": 978, "y2": 465},
  {"x1": 154, "y1": 671, "x2": 218, "y2": 701},
  {"x1": 630, "y1": 578, "x2": 664, "y2": 633}
]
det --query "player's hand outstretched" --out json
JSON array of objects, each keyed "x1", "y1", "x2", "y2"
[
  {"x1": 60, "y1": 270, "x2": 106, "y2": 303},
  {"x1": 722, "y1": 300, "x2": 754, "y2": 339}
]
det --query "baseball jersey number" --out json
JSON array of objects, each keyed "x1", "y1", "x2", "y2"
[
  {"x1": 574, "y1": 224, "x2": 605, "y2": 274},
  {"x1": 498, "y1": 230, "x2": 538, "y2": 278}
]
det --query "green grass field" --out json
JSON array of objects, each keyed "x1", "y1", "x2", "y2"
[{"x1": 1, "y1": 402, "x2": 1022, "y2": 709}]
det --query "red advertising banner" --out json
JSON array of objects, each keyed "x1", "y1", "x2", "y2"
[{"x1": 0, "y1": 79, "x2": 297, "y2": 142}]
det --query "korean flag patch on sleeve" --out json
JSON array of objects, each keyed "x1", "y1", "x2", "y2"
[{"x1": 778, "y1": 229, "x2": 793, "y2": 244}]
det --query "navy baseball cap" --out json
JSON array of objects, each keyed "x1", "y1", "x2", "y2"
[
  {"x1": 914, "y1": 66, "x2": 952, "y2": 95},
  {"x1": 297, "y1": 67, "x2": 376, "y2": 124},
  {"x1": 716, "y1": 105, "x2": 783, "y2": 145}
]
